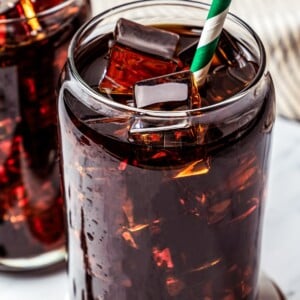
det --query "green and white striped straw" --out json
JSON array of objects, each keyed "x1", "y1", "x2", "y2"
[{"x1": 191, "y1": 0, "x2": 232, "y2": 86}]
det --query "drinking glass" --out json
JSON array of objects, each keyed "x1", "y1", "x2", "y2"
[
  {"x1": 58, "y1": 1, "x2": 283, "y2": 298},
  {"x1": 0, "y1": 0, "x2": 91, "y2": 271}
]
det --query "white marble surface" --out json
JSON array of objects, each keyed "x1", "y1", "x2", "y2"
[
  {"x1": 1, "y1": 1, "x2": 300, "y2": 299},
  {"x1": 1, "y1": 117, "x2": 300, "y2": 300},
  {"x1": 261, "y1": 117, "x2": 300, "y2": 300}
]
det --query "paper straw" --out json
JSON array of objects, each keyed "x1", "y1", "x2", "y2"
[{"x1": 190, "y1": 0, "x2": 232, "y2": 86}]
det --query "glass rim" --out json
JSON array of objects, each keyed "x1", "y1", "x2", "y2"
[
  {"x1": 67, "y1": 0, "x2": 267, "y2": 118},
  {"x1": 0, "y1": 0, "x2": 79, "y2": 24}
]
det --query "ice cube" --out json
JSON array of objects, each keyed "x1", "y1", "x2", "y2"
[
  {"x1": 222, "y1": 30, "x2": 257, "y2": 84},
  {"x1": 228, "y1": 61, "x2": 257, "y2": 85},
  {"x1": 214, "y1": 30, "x2": 254, "y2": 70},
  {"x1": 204, "y1": 63, "x2": 253, "y2": 104},
  {"x1": 128, "y1": 120, "x2": 198, "y2": 148},
  {"x1": 134, "y1": 70, "x2": 201, "y2": 110},
  {"x1": 115, "y1": 18, "x2": 180, "y2": 60},
  {"x1": 204, "y1": 30, "x2": 257, "y2": 104},
  {"x1": 214, "y1": 30, "x2": 240, "y2": 66},
  {"x1": 99, "y1": 18, "x2": 181, "y2": 95},
  {"x1": 177, "y1": 37, "x2": 199, "y2": 66},
  {"x1": 99, "y1": 44, "x2": 179, "y2": 95},
  {"x1": 128, "y1": 71, "x2": 201, "y2": 143}
]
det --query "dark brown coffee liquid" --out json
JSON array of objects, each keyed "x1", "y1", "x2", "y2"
[{"x1": 59, "y1": 24, "x2": 275, "y2": 299}]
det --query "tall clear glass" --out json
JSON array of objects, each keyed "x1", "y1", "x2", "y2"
[
  {"x1": 58, "y1": 1, "x2": 278, "y2": 299},
  {"x1": 0, "y1": 0, "x2": 91, "y2": 271}
]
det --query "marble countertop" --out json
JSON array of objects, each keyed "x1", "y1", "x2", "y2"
[
  {"x1": 260, "y1": 117, "x2": 300, "y2": 299},
  {"x1": 1, "y1": 117, "x2": 300, "y2": 300}
]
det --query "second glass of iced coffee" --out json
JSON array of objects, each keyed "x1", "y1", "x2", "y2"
[{"x1": 0, "y1": 0, "x2": 91, "y2": 271}]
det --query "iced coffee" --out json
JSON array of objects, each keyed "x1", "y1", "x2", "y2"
[
  {"x1": 58, "y1": 2, "x2": 276, "y2": 299},
  {"x1": 0, "y1": 0, "x2": 91, "y2": 270}
]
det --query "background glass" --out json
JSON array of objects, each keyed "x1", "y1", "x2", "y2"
[{"x1": 0, "y1": 0, "x2": 91, "y2": 271}]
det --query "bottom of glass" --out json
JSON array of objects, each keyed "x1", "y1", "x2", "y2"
[
  {"x1": 0, "y1": 246, "x2": 66, "y2": 272},
  {"x1": 258, "y1": 274, "x2": 286, "y2": 300},
  {"x1": 62, "y1": 274, "x2": 286, "y2": 300}
]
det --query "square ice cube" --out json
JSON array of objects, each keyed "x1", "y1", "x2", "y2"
[
  {"x1": 115, "y1": 18, "x2": 180, "y2": 60},
  {"x1": 99, "y1": 44, "x2": 179, "y2": 95},
  {"x1": 134, "y1": 70, "x2": 201, "y2": 110},
  {"x1": 99, "y1": 18, "x2": 182, "y2": 96}
]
